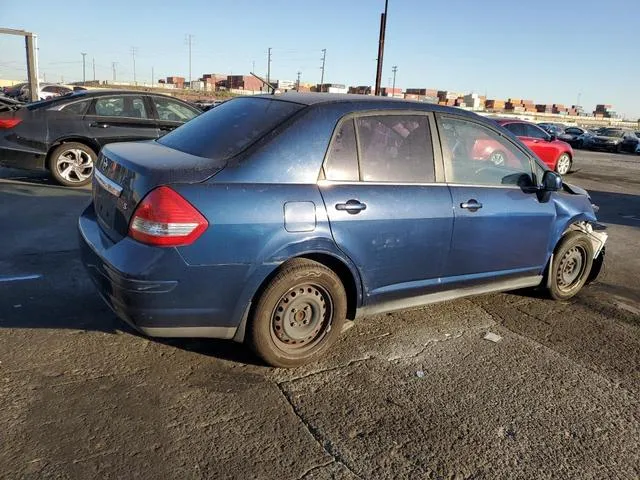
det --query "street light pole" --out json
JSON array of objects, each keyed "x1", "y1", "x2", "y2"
[{"x1": 374, "y1": 0, "x2": 389, "y2": 96}]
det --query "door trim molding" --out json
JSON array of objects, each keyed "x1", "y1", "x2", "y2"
[{"x1": 356, "y1": 275, "x2": 542, "y2": 318}]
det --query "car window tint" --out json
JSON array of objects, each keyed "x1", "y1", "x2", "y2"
[
  {"x1": 324, "y1": 118, "x2": 358, "y2": 181},
  {"x1": 565, "y1": 128, "x2": 581, "y2": 134},
  {"x1": 439, "y1": 116, "x2": 533, "y2": 187},
  {"x1": 61, "y1": 100, "x2": 90, "y2": 115},
  {"x1": 153, "y1": 97, "x2": 198, "y2": 122},
  {"x1": 355, "y1": 115, "x2": 434, "y2": 182},
  {"x1": 158, "y1": 97, "x2": 303, "y2": 160},
  {"x1": 525, "y1": 124, "x2": 549, "y2": 139},
  {"x1": 504, "y1": 122, "x2": 526, "y2": 136},
  {"x1": 94, "y1": 96, "x2": 148, "y2": 119}
]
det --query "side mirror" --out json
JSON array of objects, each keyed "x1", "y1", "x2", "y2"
[
  {"x1": 542, "y1": 170, "x2": 563, "y2": 190},
  {"x1": 548, "y1": 134, "x2": 556, "y2": 142}
]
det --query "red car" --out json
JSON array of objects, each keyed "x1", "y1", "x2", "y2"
[{"x1": 495, "y1": 119, "x2": 573, "y2": 175}]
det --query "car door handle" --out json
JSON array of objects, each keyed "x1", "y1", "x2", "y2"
[
  {"x1": 335, "y1": 199, "x2": 367, "y2": 214},
  {"x1": 89, "y1": 122, "x2": 109, "y2": 128},
  {"x1": 460, "y1": 199, "x2": 483, "y2": 211}
]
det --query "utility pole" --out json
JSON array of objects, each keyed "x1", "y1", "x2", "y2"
[
  {"x1": 81, "y1": 52, "x2": 87, "y2": 84},
  {"x1": 252, "y1": 60, "x2": 255, "y2": 73},
  {"x1": 320, "y1": 48, "x2": 326, "y2": 92},
  {"x1": 296, "y1": 71, "x2": 301, "y2": 91},
  {"x1": 43, "y1": 72, "x2": 46, "y2": 82},
  {"x1": 374, "y1": 0, "x2": 389, "y2": 96},
  {"x1": 577, "y1": 92, "x2": 582, "y2": 107},
  {"x1": 186, "y1": 34, "x2": 193, "y2": 87},
  {"x1": 92, "y1": 57, "x2": 96, "y2": 82},
  {"x1": 152, "y1": 66, "x2": 154, "y2": 86},
  {"x1": 112, "y1": 62, "x2": 117, "y2": 82},
  {"x1": 130, "y1": 47, "x2": 137, "y2": 85},
  {"x1": 267, "y1": 47, "x2": 272, "y2": 90},
  {"x1": 392, "y1": 65, "x2": 398, "y2": 97}
]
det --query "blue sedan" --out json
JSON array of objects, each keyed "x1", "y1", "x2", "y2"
[{"x1": 79, "y1": 93, "x2": 607, "y2": 367}]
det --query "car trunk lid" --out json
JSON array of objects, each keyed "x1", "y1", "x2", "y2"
[{"x1": 93, "y1": 140, "x2": 225, "y2": 242}]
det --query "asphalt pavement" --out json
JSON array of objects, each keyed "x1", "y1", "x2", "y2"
[{"x1": 1, "y1": 150, "x2": 639, "y2": 479}]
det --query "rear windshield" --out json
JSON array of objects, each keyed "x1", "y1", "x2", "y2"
[{"x1": 158, "y1": 97, "x2": 304, "y2": 160}]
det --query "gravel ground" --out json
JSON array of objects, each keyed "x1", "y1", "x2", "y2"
[{"x1": 1, "y1": 150, "x2": 639, "y2": 479}]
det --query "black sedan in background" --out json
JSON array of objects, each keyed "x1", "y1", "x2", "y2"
[
  {"x1": 0, "y1": 90, "x2": 200, "y2": 186},
  {"x1": 560, "y1": 126, "x2": 592, "y2": 148},
  {"x1": 584, "y1": 128, "x2": 639, "y2": 153}
]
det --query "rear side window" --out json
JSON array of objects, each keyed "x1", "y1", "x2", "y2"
[
  {"x1": 324, "y1": 119, "x2": 358, "y2": 181},
  {"x1": 61, "y1": 100, "x2": 90, "y2": 115},
  {"x1": 158, "y1": 97, "x2": 303, "y2": 160},
  {"x1": 355, "y1": 115, "x2": 434, "y2": 183},
  {"x1": 504, "y1": 122, "x2": 526, "y2": 136},
  {"x1": 94, "y1": 96, "x2": 148, "y2": 119},
  {"x1": 153, "y1": 97, "x2": 198, "y2": 122},
  {"x1": 524, "y1": 124, "x2": 549, "y2": 139}
]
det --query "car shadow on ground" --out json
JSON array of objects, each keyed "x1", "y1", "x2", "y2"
[{"x1": 0, "y1": 167, "x2": 59, "y2": 186}]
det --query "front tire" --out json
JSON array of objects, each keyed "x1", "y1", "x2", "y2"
[
  {"x1": 555, "y1": 153, "x2": 572, "y2": 175},
  {"x1": 546, "y1": 231, "x2": 594, "y2": 301},
  {"x1": 48, "y1": 142, "x2": 96, "y2": 187},
  {"x1": 248, "y1": 259, "x2": 347, "y2": 367}
]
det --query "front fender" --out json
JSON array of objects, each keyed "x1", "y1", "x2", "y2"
[{"x1": 548, "y1": 191, "x2": 598, "y2": 258}]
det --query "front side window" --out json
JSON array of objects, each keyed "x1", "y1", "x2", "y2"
[
  {"x1": 324, "y1": 118, "x2": 358, "y2": 181},
  {"x1": 94, "y1": 96, "x2": 148, "y2": 119},
  {"x1": 439, "y1": 116, "x2": 533, "y2": 187},
  {"x1": 153, "y1": 97, "x2": 198, "y2": 122},
  {"x1": 355, "y1": 114, "x2": 434, "y2": 182}
]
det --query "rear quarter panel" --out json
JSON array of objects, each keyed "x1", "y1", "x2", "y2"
[{"x1": 172, "y1": 182, "x2": 363, "y2": 326}]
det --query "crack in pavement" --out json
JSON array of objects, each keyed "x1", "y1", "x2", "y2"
[
  {"x1": 277, "y1": 356, "x2": 372, "y2": 384},
  {"x1": 296, "y1": 459, "x2": 335, "y2": 480},
  {"x1": 276, "y1": 383, "x2": 363, "y2": 480}
]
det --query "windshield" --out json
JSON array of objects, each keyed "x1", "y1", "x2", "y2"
[
  {"x1": 599, "y1": 129, "x2": 624, "y2": 137},
  {"x1": 158, "y1": 97, "x2": 304, "y2": 160}
]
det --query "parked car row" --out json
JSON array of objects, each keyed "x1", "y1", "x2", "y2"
[
  {"x1": 2, "y1": 82, "x2": 79, "y2": 102},
  {"x1": 538, "y1": 122, "x2": 640, "y2": 154}
]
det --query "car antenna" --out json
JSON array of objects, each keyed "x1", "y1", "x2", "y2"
[{"x1": 250, "y1": 72, "x2": 277, "y2": 94}]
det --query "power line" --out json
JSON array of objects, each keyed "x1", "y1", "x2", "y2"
[
  {"x1": 267, "y1": 47, "x2": 272, "y2": 89},
  {"x1": 130, "y1": 47, "x2": 137, "y2": 84},
  {"x1": 81, "y1": 52, "x2": 86, "y2": 84},
  {"x1": 392, "y1": 65, "x2": 398, "y2": 95},
  {"x1": 320, "y1": 49, "x2": 326, "y2": 91},
  {"x1": 185, "y1": 34, "x2": 194, "y2": 87}
]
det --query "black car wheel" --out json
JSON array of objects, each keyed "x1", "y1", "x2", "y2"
[
  {"x1": 248, "y1": 259, "x2": 346, "y2": 367},
  {"x1": 546, "y1": 231, "x2": 594, "y2": 301},
  {"x1": 48, "y1": 142, "x2": 96, "y2": 187}
]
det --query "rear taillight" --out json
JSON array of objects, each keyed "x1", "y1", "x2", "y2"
[
  {"x1": 128, "y1": 186, "x2": 208, "y2": 247},
  {"x1": 0, "y1": 118, "x2": 21, "y2": 129}
]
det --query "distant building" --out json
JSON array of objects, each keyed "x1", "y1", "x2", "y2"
[
  {"x1": 227, "y1": 75, "x2": 264, "y2": 91},
  {"x1": 349, "y1": 86, "x2": 373, "y2": 95},
  {"x1": 317, "y1": 83, "x2": 347, "y2": 94},
  {"x1": 381, "y1": 87, "x2": 402, "y2": 98}
]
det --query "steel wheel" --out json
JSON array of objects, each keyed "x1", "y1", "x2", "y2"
[
  {"x1": 56, "y1": 148, "x2": 94, "y2": 184},
  {"x1": 489, "y1": 150, "x2": 506, "y2": 166},
  {"x1": 555, "y1": 245, "x2": 588, "y2": 294},
  {"x1": 556, "y1": 154, "x2": 571, "y2": 175},
  {"x1": 270, "y1": 283, "x2": 333, "y2": 353}
]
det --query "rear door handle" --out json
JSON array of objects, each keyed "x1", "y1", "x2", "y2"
[
  {"x1": 460, "y1": 199, "x2": 483, "y2": 212},
  {"x1": 90, "y1": 122, "x2": 109, "y2": 129},
  {"x1": 335, "y1": 199, "x2": 367, "y2": 214}
]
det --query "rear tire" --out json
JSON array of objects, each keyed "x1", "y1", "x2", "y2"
[
  {"x1": 546, "y1": 231, "x2": 594, "y2": 301},
  {"x1": 48, "y1": 142, "x2": 96, "y2": 187},
  {"x1": 248, "y1": 259, "x2": 347, "y2": 368}
]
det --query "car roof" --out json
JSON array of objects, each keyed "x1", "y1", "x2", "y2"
[
  {"x1": 251, "y1": 92, "x2": 480, "y2": 118},
  {"x1": 492, "y1": 117, "x2": 536, "y2": 126}
]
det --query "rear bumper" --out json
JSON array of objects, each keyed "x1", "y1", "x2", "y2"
[
  {"x1": 78, "y1": 203, "x2": 252, "y2": 339},
  {"x1": 0, "y1": 144, "x2": 47, "y2": 171}
]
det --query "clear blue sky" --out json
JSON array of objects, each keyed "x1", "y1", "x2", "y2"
[{"x1": 1, "y1": 0, "x2": 638, "y2": 118}]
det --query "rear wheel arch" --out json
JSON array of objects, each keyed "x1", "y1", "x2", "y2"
[{"x1": 46, "y1": 137, "x2": 100, "y2": 168}]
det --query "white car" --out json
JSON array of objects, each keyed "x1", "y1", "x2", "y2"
[{"x1": 18, "y1": 84, "x2": 73, "y2": 102}]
